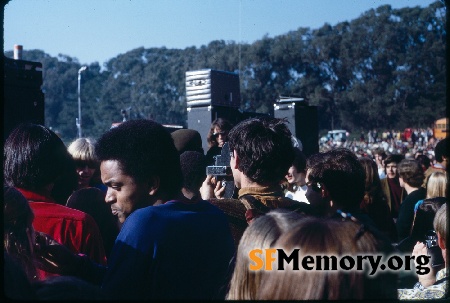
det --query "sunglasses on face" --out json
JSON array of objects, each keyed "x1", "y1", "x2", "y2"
[{"x1": 212, "y1": 131, "x2": 227, "y2": 137}]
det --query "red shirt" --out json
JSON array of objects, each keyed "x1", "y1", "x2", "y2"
[{"x1": 17, "y1": 188, "x2": 107, "y2": 280}]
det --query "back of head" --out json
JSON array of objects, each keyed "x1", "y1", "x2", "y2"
[
  {"x1": 95, "y1": 119, "x2": 182, "y2": 196},
  {"x1": 307, "y1": 148, "x2": 365, "y2": 211},
  {"x1": 433, "y1": 203, "x2": 447, "y2": 243},
  {"x1": 227, "y1": 209, "x2": 304, "y2": 300},
  {"x1": 4, "y1": 123, "x2": 76, "y2": 193},
  {"x1": 434, "y1": 137, "x2": 448, "y2": 163},
  {"x1": 171, "y1": 129, "x2": 204, "y2": 154},
  {"x1": 426, "y1": 171, "x2": 447, "y2": 199},
  {"x1": 398, "y1": 159, "x2": 424, "y2": 188},
  {"x1": 358, "y1": 157, "x2": 380, "y2": 191},
  {"x1": 257, "y1": 217, "x2": 396, "y2": 300},
  {"x1": 411, "y1": 197, "x2": 447, "y2": 242},
  {"x1": 416, "y1": 154, "x2": 431, "y2": 171},
  {"x1": 3, "y1": 186, "x2": 36, "y2": 282},
  {"x1": 179, "y1": 151, "x2": 206, "y2": 195},
  {"x1": 228, "y1": 117, "x2": 295, "y2": 185},
  {"x1": 358, "y1": 157, "x2": 386, "y2": 210}
]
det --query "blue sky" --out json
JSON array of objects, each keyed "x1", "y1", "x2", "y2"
[{"x1": 3, "y1": 0, "x2": 436, "y2": 65}]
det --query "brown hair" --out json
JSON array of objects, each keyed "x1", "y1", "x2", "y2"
[
  {"x1": 398, "y1": 159, "x2": 425, "y2": 188},
  {"x1": 3, "y1": 186, "x2": 37, "y2": 282},
  {"x1": 226, "y1": 209, "x2": 303, "y2": 300},
  {"x1": 256, "y1": 217, "x2": 397, "y2": 300},
  {"x1": 206, "y1": 118, "x2": 233, "y2": 148}
]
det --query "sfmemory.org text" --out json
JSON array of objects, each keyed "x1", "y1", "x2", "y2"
[{"x1": 249, "y1": 249, "x2": 431, "y2": 275}]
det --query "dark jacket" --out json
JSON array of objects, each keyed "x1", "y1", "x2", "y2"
[{"x1": 396, "y1": 187, "x2": 427, "y2": 242}]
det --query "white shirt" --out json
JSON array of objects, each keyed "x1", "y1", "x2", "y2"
[{"x1": 285, "y1": 184, "x2": 309, "y2": 204}]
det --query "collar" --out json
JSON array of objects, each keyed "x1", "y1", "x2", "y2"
[
  {"x1": 15, "y1": 187, "x2": 56, "y2": 204},
  {"x1": 238, "y1": 185, "x2": 284, "y2": 198}
]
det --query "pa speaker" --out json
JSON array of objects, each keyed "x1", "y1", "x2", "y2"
[
  {"x1": 274, "y1": 103, "x2": 319, "y2": 157},
  {"x1": 4, "y1": 57, "x2": 45, "y2": 141}
]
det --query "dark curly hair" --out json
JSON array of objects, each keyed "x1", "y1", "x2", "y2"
[
  {"x1": 306, "y1": 148, "x2": 365, "y2": 211},
  {"x1": 95, "y1": 119, "x2": 182, "y2": 196},
  {"x1": 228, "y1": 117, "x2": 294, "y2": 185}
]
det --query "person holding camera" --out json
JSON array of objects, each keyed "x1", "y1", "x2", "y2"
[
  {"x1": 398, "y1": 203, "x2": 448, "y2": 299},
  {"x1": 205, "y1": 118, "x2": 234, "y2": 166},
  {"x1": 201, "y1": 117, "x2": 310, "y2": 248}
]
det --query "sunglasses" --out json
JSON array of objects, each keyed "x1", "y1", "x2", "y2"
[{"x1": 212, "y1": 131, "x2": 227, "y2": 137}]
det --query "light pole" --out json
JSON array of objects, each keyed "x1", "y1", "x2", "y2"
[{"x1": 77, "y1": 66, "x2": 88, "y2": 138}]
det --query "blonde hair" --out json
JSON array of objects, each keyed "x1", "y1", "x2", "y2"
[
  {"x1": 226, "y1": 209, "x2": 303, "y2": 300},
  {"x1": 67, "y1": 137, "x2": 97, "y2": 162},
  {"x1": 426, "y1": 171, "x2": 447, "y2": 199},
  {"x1": 434, "y1": 203, "x2": 447, "y2": 245},
  {"x1": 257, "y1": 217, "x2": 397, "y2": 300}
]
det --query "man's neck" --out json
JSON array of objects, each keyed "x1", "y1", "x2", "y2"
[
  {"x1": 403, "y1": 183, "x2": 418, "y2": 195},
  {"x1": 239, "y1": 175, "x2": 268, "y2": 189}
]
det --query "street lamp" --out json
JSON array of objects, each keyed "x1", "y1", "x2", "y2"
[{"x1": 77, "y1": 66, "x2": 88, "y2": 138}]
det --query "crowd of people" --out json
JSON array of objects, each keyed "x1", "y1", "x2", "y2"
[
  {"x1": 320, "y1": 127, "x2": 439, "y2": 161},
  {"x1": 3, "y1": 117, "x2": 448, "y2": 300}
]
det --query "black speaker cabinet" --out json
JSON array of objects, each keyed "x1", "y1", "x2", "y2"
[
  {"x1": 187, "y1": 106, "x2": 241, "y2": 153},
  {"x1": 4, "y1": 56, "x2": 45, "y2": 141},
  {"x1": 274, "y1": 103, "x2": 319, "y2": 157}
]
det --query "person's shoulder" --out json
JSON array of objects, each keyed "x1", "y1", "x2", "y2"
[
  {"x1": 31, "y1": 202, "x2": 92, "y2": 221},
  {"x1": 208, "y1": 198, "x2": 247, "y2": 219}
]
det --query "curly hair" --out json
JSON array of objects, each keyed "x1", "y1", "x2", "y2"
[
  {"x1": 95, "y1": 119, "x2": 182, "y2": 196},
  {"x1": 228, "y1": 117, "x2": 295, "y2": 185},
  {"x1": 306, "y1": 148, "x2": 365, "y2": 211}
]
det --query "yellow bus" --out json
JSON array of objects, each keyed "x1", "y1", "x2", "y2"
[{"x1": 433, "y1": 117, "x2": 449, "y2": 140}]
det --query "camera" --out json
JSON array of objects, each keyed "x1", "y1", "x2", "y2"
[
  {"x1": 424, "y1": 230, "x2": 444, "y2": 268},
  {"x1": 206, "y1": 142, "x2": 235, "y2": 198}
]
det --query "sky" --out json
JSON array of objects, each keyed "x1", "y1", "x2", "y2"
[{"x1": 3, "y1": 0, "x2": 437, "y2": 65}]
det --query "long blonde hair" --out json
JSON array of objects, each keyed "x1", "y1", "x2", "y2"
[{"x1": 426, "y1": 171, "x2": 447, "y2": 199}]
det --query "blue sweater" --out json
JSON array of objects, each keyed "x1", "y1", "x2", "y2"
[{"x1": 102, "y1": 200, "x2": 235, "y2": 300}]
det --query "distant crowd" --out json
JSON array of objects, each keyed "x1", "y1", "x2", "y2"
[{"x1": 3, "y1": 117, "x2": 448, "y2": 300}]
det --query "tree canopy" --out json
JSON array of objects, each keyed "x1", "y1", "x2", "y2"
[{"x1": 4, "y1": 1, "x2": 446, "y2": 144}]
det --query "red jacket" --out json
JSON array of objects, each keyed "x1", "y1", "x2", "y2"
[{"x1": 17, "y1": 188, "x2": 107, "y2": 280}]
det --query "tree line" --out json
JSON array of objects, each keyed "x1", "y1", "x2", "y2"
[{"x1": 4, "y1": 1, "x2": 446, "y2": 144}]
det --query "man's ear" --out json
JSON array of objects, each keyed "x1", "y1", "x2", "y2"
[
  {"x1": 148, "y1": 176, "x2": 160, "y2": 196},
  {"x1": 231, "y1": 150, "x2": 239, "y2": 169},
  {"x1": 437, "y1": 232, "x2": 446, "y2": 250},
  {"x1": 320, "y1": 183, "x2": 329, "y2": 198}
]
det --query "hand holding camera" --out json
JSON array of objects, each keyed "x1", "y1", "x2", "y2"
[{"x1": 424, "y1": 230, "x2": 444, "y2": 268}]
